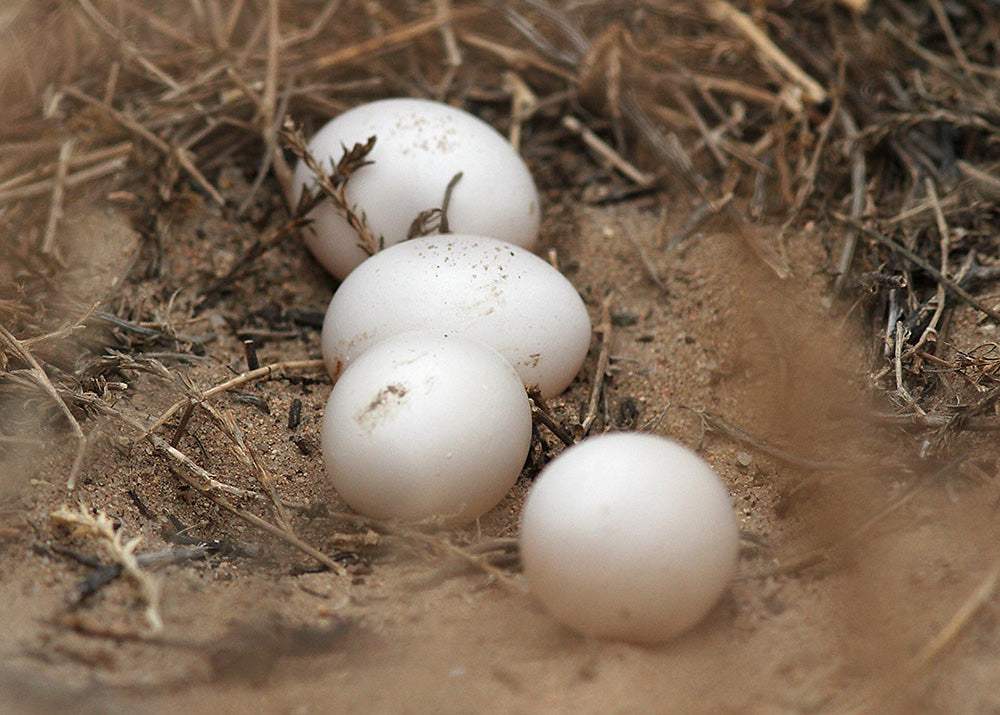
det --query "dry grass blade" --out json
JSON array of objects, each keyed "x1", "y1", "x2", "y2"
[
  {"x1": 703, "y1": 0, "x2": 826, "y2": 107},
  {"x1": 280, "y1": 116, "x2": 381, "y2": 255},
  {"x1": 61, "y1": 86, "x2": 225, "y2": 205},
  {"x1": 686, "y1": 406, "x2": 853, "y2": 472},
  {"x1": 51, "y1": 503, "x2": 164, "y2": 632},
  {"x1": 561, "y1": 115, "x2": 655, "y2": 187},
  {"x1": 906, "y1": 558, "x2": 1000, "y2": 672},
  {"x1": 0, "y1": 322, "x2": 87, "y2": 488},
  {"x1": 102, "y1": 402, "x2": 347, "y2": 576},
  {"x1": 300, "y1": 6, "x2": 485, "y2": 72},
  {"x1": 40, "y1": 137, "x2": 75, "y2": 255},
  {"x1": 144, "y1": 358, "x2": 326, "y2": 438}
]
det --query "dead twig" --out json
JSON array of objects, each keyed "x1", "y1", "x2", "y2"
[
  {"x1": 561, "y1": 115, "x2": 655, "y2": 187},
  {"x1": 580, "y1": 294, "x2": 614, "y2": 435},
  {"x1": 684, "y1": 406, "x2": 853, "y2": 472},
  {"x1": 40, "y1": 137, "x2": 75, "y2": 255},
  {"x1": 144, "y1": 358, "x2": 327, "y2": 439},
  {"x1": 833, "y1": 213, "x2": 1000, "y2": 323},
  {"x1": 703, "y1": 0, "x2": 827, "y2": 107},
  {"x1": 0, "y1": 323, "x2": 87, "y2": 488},
  {"x1": 299, "y1": 7, "x2": 485, "y2": 73},
  {"x1": 0, "y1": 156, "x2": 128, "y2": 203},
  {"x1": 104, "y1": 400, "x2": 347, "y2": 576},
  {"x1": 905, "y1": 557, "x2": 1000, "y2": 672},
  {"x1": 528, "y1": 387, "x2": 575, "y2": 447},
  {"x1": 833, "y1": 109, "x2": 866, "y2": 295},
  {"x1": 61, "y1": 86, "x2": 224, "y2": 205},
  {"x1": 51, "y1": 503, "x2": 163, "y2": 632}
]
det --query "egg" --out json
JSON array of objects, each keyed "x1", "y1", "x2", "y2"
[
  {"x1": 292, "y1": 97, "x2": 541, "y2": 279},
  {"x1": 321, "y1": 331, "x2": 532, "y2": 526},
  {"x1": 519, "y1": 433, "x2": 740, "y2": 644},
  {"x1": 322, "y1": 234, "x2": 591, "y2": 398}
]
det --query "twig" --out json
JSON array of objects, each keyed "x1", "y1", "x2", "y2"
[
  {"x1": 407, "y1": 171, "x2": 463, "y2": 238},
  {"x1": 833, "y1": 110, "x2": 866, "y2": 295},
  {"x1": 103, "y1": 402, "x2": 346, "y2": 575},
  {"x1": 243, "y1": 339, "x2": 260, "y2": 371},
  {"x1": 433, "y1": 0, "x2": 462, "y2": 70},
  {"x1": 580, "y1": 295, "x2": 613, "y2": 435},
  {"x1": 51, "y1": 503, "x2": 163, "y2": 632},
  {"x1": 459, "y1": 32, "x2": 575, "y2": 80},
  {"x1": 301, "y1": 7, "x2": 484, "y2": 72},
  {"x1": 146, "y1": 433, "x2": 267, "y2": 501},
  {"x1": 262, "y1": 0, "x2": 280, "y2": 128},
  {"x1": 703, "y1": 0, "x2": 827, "y2": 106},
  {"x1": 684, "y1": 406, "x2": 853, "y2": 471},
  {"x1": 623, "y1": 92, "x2": 790, "y2": 278},
  {"x1": 75, "y1": 0, "x2": 182, "y2": 91},
  {"x1": 199, "y1": 400, "x2": 294, "y2": 532},
  {"x1": 0, "y1": 323, "x2": 87, "y2": 488},
  {"x1": 561, "y1": 115, "x2": 656, "y2": 187},
  {"x1": 787, "y1": 87, "x2": 842, "y2": 219},
  {"x1": 893, "y1": 322, "x2": 921, "y2": 412},
  {"x1": 503, "y1": 72, "x2": 536, "y2": 152},
  {"x1": 169, "y1": 401, "x2": 196, "y2": 447},
  {"x1": 903, "y1": 177, "x2": 951, "y2": 357},
  {"x1": 315, "y1": 508, "x2": 522, "y2": 591},
  {"x1": 0, "y1": 141, "x2": 131, "y2": 194},
  {"x1": 40, "y1": 138, "x2": 75, "y2": 254},
  {"x1": 384, "y1": 527, "x2": 522, "y2": 591},
  {"x1": 280, "y1": 0, "x2": 344, "y2": 47},
  {"x1": 438, "y1": 171, "x2": 462, "y2": 234},
  {"x1": 851, "y1": 411, "x2": 1000, "y2": 432},
  {"x1": 833, "y1": 212, "x2": 1000, "y2": 323},
  {"x1": 238, "y1": 79, "x2": 294, "y2": 214},
  {"x1": 955, "y1": 161, "x2": 1000, "y2": 199},
  {"x1": 835, "y1": 0, "x2": 869, "y2": 12},
  {"x1": 144, "y1": 358, "x2": 327, "y2": 438},
  {"x1": 0, "y1": 156, "x2": 128, "y2": 203},
  {"x1": 673, "y1": 89, "x2": 726, "y2": 169},
  {"x1": 70, "y1": 544, "x2": 213, "y2": 605},
  {"x1": 527, "y1": 388, "x2": 575, "y2": 447},
  {"x1": 61, "y1": 87, "x2": 224, "y2": 205},
  {"x1": 926, "y1": 0, "x2": 976, "y2": 82},
  {"x1": 905, "y1": 557, "x2": 1000, "y2": 672}
]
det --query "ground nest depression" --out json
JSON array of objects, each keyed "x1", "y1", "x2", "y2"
[{"x1": 3, "y1": 1, "x2": 1000, "y2": 713}]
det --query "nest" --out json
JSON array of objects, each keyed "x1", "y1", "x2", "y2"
[{"x1": 1, "y1": 0, "x2": 999, "y2": 663}]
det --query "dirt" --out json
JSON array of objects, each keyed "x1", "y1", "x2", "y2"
[
  {"x1": 3, "y1": 3, "x2": 1000, "y2": 710},
  {"x1": 1, "y1": 177, "x2": 999, "y2": 715}
]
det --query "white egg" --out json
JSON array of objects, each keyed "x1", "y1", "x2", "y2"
[
  {"x1": 293, "y1": 97, "x2": 540, "y2": 279},
  {"x1": 321, "y1": 331, "x2": 532, "y2": 526},
  {"x1": 519, "y1": 433, "x2": 739, "y2": 644},
  {"x1": 322, "y1": 234, "x2": 591, "y2": 399}
]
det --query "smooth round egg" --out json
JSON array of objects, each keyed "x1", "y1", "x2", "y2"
[
  {"x1": 322, "y1": 234, "x2": 591, "y2": 398},
  {"x1": 292, "y1": 97, "x2": 540, "y2": 279},
  {"x1": 519, "y1": 433, "x2": 740, "y2": 644},
  {"x1": 321, "y1": 331, "x2": 532, "y2": 526}
]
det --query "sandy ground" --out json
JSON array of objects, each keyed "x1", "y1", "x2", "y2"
[{"x1": 2, "y1": 176, "x2": 1000, "y2": 715}]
